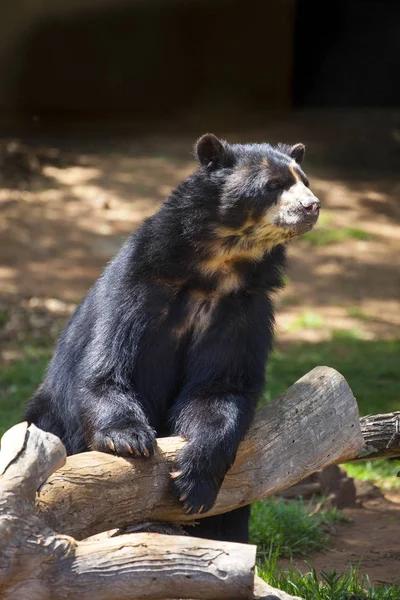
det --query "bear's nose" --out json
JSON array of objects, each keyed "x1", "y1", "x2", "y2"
[{"x1": 300, "y1": 197, "x2": 320, "y2": 215}]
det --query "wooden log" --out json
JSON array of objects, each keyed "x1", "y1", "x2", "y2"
[
  {"x1": 253, "y1": 576, "x2": 302, "y2": 600},
  {"x1": 0, "y1": 421, "x2": 257, "y2": 600},
  {"x1": 36, "y1": 366, "x2": 364, "y2": 539},
  {"x1": 41, "y1": 534, "x2": 256, "y2": 600},
  {"x1": 355, "y1": 412, "x2": 400, "y2": 460}
]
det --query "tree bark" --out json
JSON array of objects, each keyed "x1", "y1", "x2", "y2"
[
  {"x1": 0, "y1": 421, "x2": 258, "y2": 600},
  {"x1": 253, "y1": 576, "x2": 302, "y2": 600},
  {"x1": 36, "y1": 366, "x2": 364, "y2": 539},
  {"x1": 356, "y1": 412, "x2": 400, "y2": 460},
  {"x1": 1, "y1": 365, "x2": 364, "y2": 600}
]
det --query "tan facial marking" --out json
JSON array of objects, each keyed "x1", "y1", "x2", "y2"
[
  {"x1": 250, "y1": 216, "x2": 295, "y2": 245},
  {"x1": 205, "y1": 213, "x2": 292, "y2": 265},
  {"x1": 199, "y1": 257, "x2": 244, "y2": 293},
  {"x1": 290, "y1": 162, "x2": 301, "y2": 182},
  {"x1": 173, "y1": 289, "x2": 220, "y2": 340}
]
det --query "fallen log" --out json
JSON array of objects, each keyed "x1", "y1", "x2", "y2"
[
  {"x1": 253, "y1": 575, "x2": 301, "y2": 600},
  {"x1": 0, "y1": 421, "x2": 256, "y2": 600},
  {"x1": 1, "y1": 365, "x2": 364, "y2": 600},
  {"x1": 0, "y1": 420, "x2": 302, "y2": 599},
  {"x1": 36, "y1": 366, "x2": 364, "y2": 539},
  {"x1": 356, "y1": 412, "x2": 400, "y2": 460}
]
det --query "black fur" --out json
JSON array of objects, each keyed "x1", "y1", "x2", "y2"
[{"x1": 25, "y1": 136, "x2": 319, "y2": 543}]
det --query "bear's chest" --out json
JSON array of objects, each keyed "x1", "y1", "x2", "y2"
[{"x1": 172, "y1": 289, "x2": 221, "y2": 341}]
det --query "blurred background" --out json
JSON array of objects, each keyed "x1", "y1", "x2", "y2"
[
  {"x1": 0, "y1": 0, "x2": 399, "y2": 587},
  {"x1": 0, "y1": 0, "x2": 399, "y2": 420}
]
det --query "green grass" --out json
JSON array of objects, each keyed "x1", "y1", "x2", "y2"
[
  {"x1": 344, "y1": 460, "x2": 400, "y2": 490},
  {"x1": 0, "y1": 308, "x2": 9, "y2": 329},
  {"x1": 250, "y1": 497, "x2": 347, "y2": 558},
  {"x1": 280, "y1": 295, "x2": 299, "y2": 307},
  {"x1": 303, "y1": 227, "x2": 375, "y2": 247},
  {"x1": 262, "y1": 337, "x2": 400, "y2": 489},
  {"x1": 331, "y1": 328, "x2": 368, "y2": 341},
  {"x1": 318, "y1": 214, "x2": 334, "y2": 227},
  {"x1": 258, "y1": 553, "x2": 400, "y2": 600},
  {"x1": 264, "y1": 338, "x2": 400, "y2": 416},
  {"x1": 347, "y1": 307, "x2": 374, "y2": 321},
  {"x1": 0, "y1": 347, "x2": 51, "y2": 434},
  {"x1": 289, "y1": 311, "x2": 325, "y2": 330}
]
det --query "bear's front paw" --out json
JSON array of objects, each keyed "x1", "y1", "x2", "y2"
[
  {"x1": 92, "y1": 423, "x2": 156, "y2": 458},
  {"x1": 172, "y1": 445, "x2": 225, "y2": 515}
]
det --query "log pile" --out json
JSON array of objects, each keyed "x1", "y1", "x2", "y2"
[{"x1": 0, "y1": 367, "x2": 368, "y2": 599}]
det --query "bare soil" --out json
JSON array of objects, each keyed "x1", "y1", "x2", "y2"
[
  {"x1": 1, "y1": 111, "x2": 400, "y2": 358},
  {"x1": 284, "y1": 490, "x2": 400, "y2": 586},
  {"x1": 0, "y1": 110, "x2": 399, "y2": 583}
]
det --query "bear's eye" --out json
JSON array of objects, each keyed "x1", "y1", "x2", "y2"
[{"x1": 266, "y1": 180, "x2": 281, "y2": 192}]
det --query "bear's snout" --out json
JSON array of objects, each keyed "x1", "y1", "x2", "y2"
[{"x1": 299, "y1": 194, "x2": 320, "y2": 218}]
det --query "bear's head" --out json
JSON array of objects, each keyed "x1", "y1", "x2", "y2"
[{"x1": 195, "y1": 134, "x2": 320, "y2": 256}]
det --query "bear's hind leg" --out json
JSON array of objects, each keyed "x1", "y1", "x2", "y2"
[{"x1": 185, "y1": 506, "x2": 251, "y2": 543}]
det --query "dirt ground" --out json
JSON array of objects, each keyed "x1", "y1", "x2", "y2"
[
  {"x1": 1, "y1": 110, "x2": 399, "y2": 356},
  {"x1": 283, "y1": 490, "x2": 400, "y2": 586},
  {"x1": 0, "y1": 109, "x2": 399, "y2": 583}
]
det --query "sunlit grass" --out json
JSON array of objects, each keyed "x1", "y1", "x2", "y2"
[
  {"x1": 347, "y1": 306, "x2": 374, "y2": 321},
  {"x1": 344, "y1": 460, "x2": 400, "y2": 490},
  {"x1": 331, "y1": 328, "x2": 368, "y2": 341},
  {"x1": 288, "y1": 311, "x2": 325, "y2": 330},
  {"x1": 303, "y1": 227, "x2": 375, "y2": 246},
  {"x1": 258, "y1": 552, "x2": 399, "y2": 600},
  {"x1": 0, "y1": 347, "x2": 51, "y2": 434},
  {"x1": 265, "y1": 338, "x2": 400, "y2": 416},
  {"x1": 250, "y1": 497, "x2": 347, "y2": 558}
]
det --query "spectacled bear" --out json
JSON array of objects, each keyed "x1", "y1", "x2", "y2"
[{"x1": 25, "y1": 135, "x2": 320, "y2": 543}]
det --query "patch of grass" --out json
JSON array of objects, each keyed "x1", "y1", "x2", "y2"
[
  {"x1": 0, "y1": 308, "x2": 9, "y2": 328},
  {"x1": 264, "y1": 338, "x2": 400, "y2": 491},
  {"x1": 0, "y1": 347, "x2": 51, "y2": 435},
  {"x1": 303, "y1": 227, "x2": 375, "y2": 247},
  {"x1": 258, "y1": 554, "x2": 399, "y2": 600},
  {"x1": 250, "y1": 497, "x2": 346, "y2": 558},
  {"x1": 319, "y1": 214, "x2": 334, "y2": 227},
  {"x1": 331, "y1": 328, "x2": 367, "y2": 341},
  {"x1": 266, "y1": 338, "x2": 400, "y2": 416},
  {"x1": 344, "y1": 460, "x2": 400, "y2": 490},
  {"x1": 289, "y1": 311, "x2": 325, "y2": 330},
  {"x1": 280, "y1": 295, "x2": 299, "y2": 307},
  {"x1": 347, "y1": 306, "x2": 373, "y2": 321}
]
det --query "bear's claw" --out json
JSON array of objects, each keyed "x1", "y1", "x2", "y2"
[{"x1": 92, "y1": 424, "x2": 156, "y2": 458}]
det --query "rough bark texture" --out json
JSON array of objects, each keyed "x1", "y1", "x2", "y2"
[
  {"x1": 253, "y1": 576, "x2": 302, "y2": 600},
  {"x1": 0, "y1": 366, "x2": 365, "y2": 600},
  {"x1": 36, "y1": 366, "x2": 364, "y2": 539},
  {"x1": 0, "y1": 422, "x2": 257, "y2": 600},
  {"x1": 357, "y1": 412, "x2": 400, "y2": 460}
]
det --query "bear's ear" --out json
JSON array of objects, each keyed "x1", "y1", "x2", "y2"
[
  {"x1": 288, "y1": 143, "x2": 305, "y2": 164},
  {"x1": 195, "y1": 134, "x2": 227, "y2": 168}
]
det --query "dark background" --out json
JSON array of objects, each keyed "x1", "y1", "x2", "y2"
[{"x1": 0, "y1": 0, "x2": 399, "y2": 134}]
